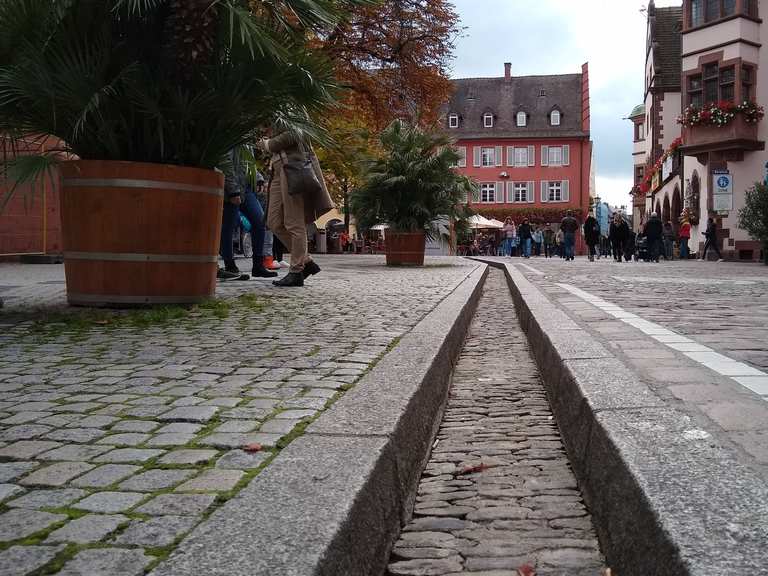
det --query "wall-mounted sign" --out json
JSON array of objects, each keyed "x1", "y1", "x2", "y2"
[
  {"x1": 712, "y1": 170, "x2": 733, "y2": 213},
  {"x1": 651, "y1": 171, "x2": 660, "y2": 191},
  {"x1": 662, "y1": 156, "x2": 673, "y2": 181}
]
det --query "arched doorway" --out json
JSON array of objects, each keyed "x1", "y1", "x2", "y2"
[
  {"x1": 663, "y1": 195, "x2": 671, "y2": 224},
  {"x1": 655, "y1": 199, "x2": 662, "y2": 217},
  {"x1": 672, "y1": 186, "x2": 682, "y2": 229},
  {"x1": 687, "y1": 172, "x2": 701, "y2": 225}
]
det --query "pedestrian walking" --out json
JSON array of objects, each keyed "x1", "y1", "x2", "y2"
[
  {"x1": 518, "y1": 218, "x2": 533, "y2": 258},
  {"x1": 560, "y1": 210, "x2": 579, "y2": 261},
  {"x1": 543, "y1": 223, "x2": 555, "y2": 258},
  {"x1": 679, "y1": 217, "x2": 691, "y2": 260},
  {"x1": 583, "y1": 211, "x2": 600, "y2": 261},
  {"x1": 644, "y1": 212, "x2": 664, "y2": 263},
  {"x1": 701, "y1": 217, "x2": 724, "y2": 261},
  {"x1": 555, "y1": 228, "x2": 565, "y2": 258},
  {"x1": 663, "y1": 220, "x2": 675, "y2": 260},
  {"x1": 608, "y1": 213, "x2": 628, "y2": 262},
  {"x1": 532, "y1": 226, "x2": 543, "y2": 256},
  {"x1": 218, "y1": 148, "x2": 251, "y2": 280},
  {"x1": 259, "y1": 127, "x2": 334, "y2": 287},
  {"x1": 502, "y1": 218, "x2": 516, "y2": 257}
]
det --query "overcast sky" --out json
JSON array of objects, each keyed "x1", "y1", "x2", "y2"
[{"x1": 451, "y1": 0, "x2": 680, "y2": 208}]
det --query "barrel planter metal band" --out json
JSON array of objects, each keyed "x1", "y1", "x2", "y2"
[{"x1": 59, "y1": 160, "x2": 224, "y2": 307}]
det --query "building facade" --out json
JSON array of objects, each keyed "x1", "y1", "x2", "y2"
[
  {"x1": 631, "y1": 0, "x2": 766, "y2": 261},
  {"x1": 444, "y1": 63, "x2": 593, "y2": 232},
  {"x1": 629, "y1": 2, "x2": 684, "y2": 233}
]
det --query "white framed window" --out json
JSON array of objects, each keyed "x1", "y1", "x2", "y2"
[
  {"x1": 448, "y1": 114, "x2": 459, "y2": 128},
  {"x1": 483, "y1": 113, "x2": 494, "y2": 128},
  {"x1": 480, "y1": 182, "x2": 496, "y2": 203},
  {"x1": 450, "y1": 146, "x2": 467, "y2": 168},
  {"x1": 514, "y1": 182, "x2": 529, "y2": 202},
  {"x1": 541, "y1": 180, "x2": 569, "y2": 203},
  {"x1": 481, "y1": 147, "x2": 496, "y2": 167},
  {"x1": 516, "y1": 111, "x2": 527, "y2": 127},
  {"x1": 541, "y1": 145, "x2": 570, "y2": 166},
  {"x1": 550, "y1": 110, "x2": 561, "y2": 126},
  {"x1": 514, "y1": 147, "x2": 528, "y2": 167}
]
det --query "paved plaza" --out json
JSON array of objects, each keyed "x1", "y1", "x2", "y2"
[
  {"x1": 505, "y1": 256, "x2": 768, "y2": 476},
  {"x1": 0, "y1": 256, "x2": 479, "y2": 575}
]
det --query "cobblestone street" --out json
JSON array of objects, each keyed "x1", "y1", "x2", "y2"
[
  {"x1": 389, "y1": 269, "x2": 604, "y2": 576},
  {"x1": 0, "y1": 256, "x2": 479, "y2": 575}
]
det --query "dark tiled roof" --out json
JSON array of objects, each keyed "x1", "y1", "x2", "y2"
[
  {"x1": 442, "y1": 73, "x2": 587, "y2": 139},
  {"x1": 652, "y1": 6, "x2": 682, "y2": 89}
]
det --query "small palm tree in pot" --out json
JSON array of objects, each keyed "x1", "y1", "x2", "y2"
[
  {"x1": 0, "y1": 0, "x2": 343, "y2": 306},
  {"x1": 350, "y1": 120, "x2": 476, "y2": 266}
]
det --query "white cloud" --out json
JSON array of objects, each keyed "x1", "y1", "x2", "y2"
[{"x1": 596, "y1": 175, "x2": 634, "y2": 209}]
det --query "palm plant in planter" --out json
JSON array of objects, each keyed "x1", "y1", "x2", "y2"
[
  {"x1": 350, "y1": 120, "x2": 476, "y2": 266},
  {"x1": 0, "y1": 0, "x2": 343, "y2": 306}
]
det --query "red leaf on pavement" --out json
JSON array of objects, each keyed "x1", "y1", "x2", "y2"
[
  {"x1": 243, "y1": 443, "x2": 262, "y2": 453},
  {"x1": 517, "y1": 564, "x2": 536, "y2": 576},
  {"x1": 456, "y1": 462, "x2": 496, "y2": 475}
]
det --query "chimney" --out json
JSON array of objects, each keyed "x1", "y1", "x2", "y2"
[{"x1": 504, "y1": 62, "x2": 511, "y2": 81}]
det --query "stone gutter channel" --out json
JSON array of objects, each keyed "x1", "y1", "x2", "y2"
[{"x1": 476, "y1": 258, "x2": 768, "y2": 576}]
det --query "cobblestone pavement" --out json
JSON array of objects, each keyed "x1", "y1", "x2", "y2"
[
  {"x1": 0, "y1": 256, "x2": 479, "y2": 575},
  {"x1": 503, "y1": 256, "x2": 768, "y2": 476},
  {"x1": 388, "y1": 268, "x2": 605, "y2": 576}
]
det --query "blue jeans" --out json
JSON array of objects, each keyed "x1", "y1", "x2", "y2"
[
  {"x1": 522, "y1": 238, "x2": 532, "y2": 257},
  {"x1": 679, "y1": 238, "x2": 689, "y2": 259},
  {"x1": 220, "y1": 191, "x2": 266, "y2": 268},
  {"x1": 503, "y1": 237, "x2": 514, "y2": 256},
  {"x1": 564, "y1": 232, "x2": 575, "y2": 259}
]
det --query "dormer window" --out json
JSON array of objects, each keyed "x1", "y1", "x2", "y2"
[
  {"x1": 483, "y1": 113, "x2": 494, "y2": 128},
  {"x1": 448, "y1": 114, "x2": 459, "y2": 129},
  {"x1": 550, "y1": 110, "x2": 561, "y2": 126},
  {"x1": 516, "y1": 111, "x2": 527, "y2": 127}
]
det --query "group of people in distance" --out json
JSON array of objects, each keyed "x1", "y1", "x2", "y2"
[{"x1": 497, "y1": 210, "x2": 582, "y2": 260}]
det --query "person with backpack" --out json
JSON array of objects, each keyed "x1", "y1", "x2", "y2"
[
  {"x1": 644, "y1": 212, "x2": 664, "y2": 263},
  {"x1": 608, "y1": 212, "x2": 629, "y2": 262},
  {"x1": 543, "y1": 223, "x2": 555, "y2": 258},
  {"x1": 518, "y1": 218, "x2": 533, "y2": 259},
  {"x1": 583, "y1": 211, "x2": 600, "y2": 262}
]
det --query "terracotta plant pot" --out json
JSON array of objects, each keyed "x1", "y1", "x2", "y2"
[
  {"x1": 59, "y1": 160, "x2": 224, "y2": 306},
  {"x1": 385, "y1": 231, "x2": 426, "y2": 266}
]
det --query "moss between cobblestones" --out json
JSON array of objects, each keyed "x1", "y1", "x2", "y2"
[{"x1": 18, "y1": 294, "x2": 270, "y2": 340}]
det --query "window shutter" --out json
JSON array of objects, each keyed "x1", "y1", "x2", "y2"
[
  {"x1": 541, "y1": 181, "x2": 548, "y2": 203},
  {"x1": 541, "y1": 146, "x2": 549, "y2": 166},
  {"x1": 496, "y1": 182, "x2": 505, "y2": 203},
  {"x1": 506, "y1": 182, "x2": 514, "y2": 203},
  {"x1": 563, "y1": 180, "x2": 570, "y2": 202},
  {"x1": 472, "y1": 184, "x2": 480, "y2": 203},
  {"x1": 457, "y1": 146, "x2": 467, "y2": 167},
  {"x1": 473, "y1": 147, "x2": 481, "y2": 167},
  {"x1": 528, "y1": 145, "x2": 535, "y2": 167},
  {"x1": 506, "y1": 146, "x2": 514, "y2": 167},
  {"x1": 563, "y1": 145, "x2": 570, "y2": 166},
  {"x1": 528, "y1": 181, "x2": 535, "y2": 203},
  {"x1": 495, "y1": 146, "x2": 503, "y2": 167}
]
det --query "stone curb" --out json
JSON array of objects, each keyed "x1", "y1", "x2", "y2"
[
  {"x1": 476, "y1": 258, "x2": 768, "y2": 576},
  {"x1": 149, "y1": 263, "x2": 488, "y2": 576}
]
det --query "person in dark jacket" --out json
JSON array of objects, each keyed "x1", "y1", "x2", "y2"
[
  {"x1": 560, "y1": 210, "x2": 579, "y2": 261},
  {"x1": 644, "y1": 212, "x2": 664, "y2": 263},
  {"x1": 583, "y1": 211, "x2": 600, "y2": 261},
  {"x1": 608, "y1": 213, "x2": 628, "y2": 262},
  {"x1": 702, "y1": 217, "x2": 723, "y2": 261},
  {"x1": 518, "y1": 219, "x2": 533, "y2": 258}
]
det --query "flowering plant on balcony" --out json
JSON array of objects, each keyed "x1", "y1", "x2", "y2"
[
  {"x1": 632, "y1": 136, "x2": 683, "y2": 196},
  {"x1": 678, "y1": 101, "x2": 765, "y2": 127}
]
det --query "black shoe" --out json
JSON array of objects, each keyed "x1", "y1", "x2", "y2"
[
  {"x1": 302, "y1": 260, "x2": 321, "y2": 279},
  {"x1": 217, "y1": 268, "x2": 241, "y2": 281},
  {"x1": 251, "y1": 266, "x2": 278, "y2": 278},
  {"x1": 272, "y1": 272, "x2": 304, "y2": 287},
  {"x1": 224, "y1": 261, "x2": 240, "y2": 274}
]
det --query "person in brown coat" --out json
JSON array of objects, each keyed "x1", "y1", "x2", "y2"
[{"x1": 259, "y1": 129, "x2": 334, "y2": 287}]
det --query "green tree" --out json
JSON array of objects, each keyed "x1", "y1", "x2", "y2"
[
  {"x1": 350, "y1": 120, "x2": 475, "y2": 238},
  {"x1": 738, "y1": 181, "x2": 768, "y2": 265}
]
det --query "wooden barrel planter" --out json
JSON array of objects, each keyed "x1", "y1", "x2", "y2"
[
  {"x1": 385, "y1": 231, "x2": 426, "y2": 266},
  {"x1": 59, "y1": 160, "x2": 224, "y2": 307}
]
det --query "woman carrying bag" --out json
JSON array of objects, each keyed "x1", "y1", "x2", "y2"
[{"x1": 259, "y1": 129, "x2": 334, "y2": 287}]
